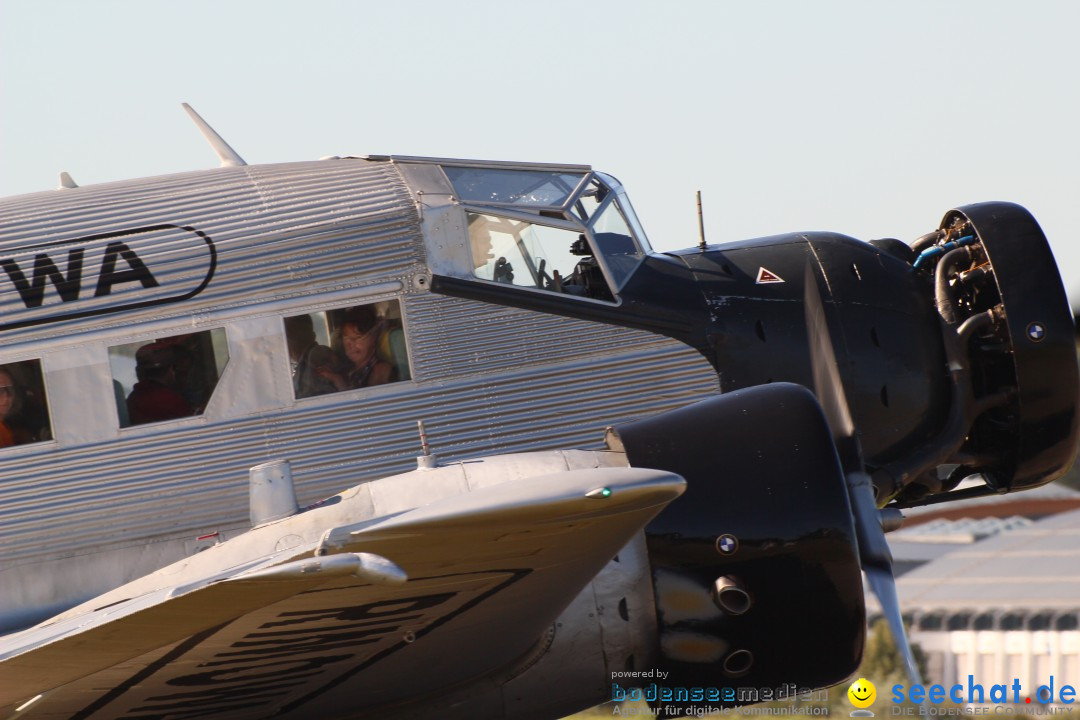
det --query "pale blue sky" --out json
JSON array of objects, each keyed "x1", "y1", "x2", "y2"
[{"x1": 3, "y1": 1, "x2": 1080, "y2": 301}]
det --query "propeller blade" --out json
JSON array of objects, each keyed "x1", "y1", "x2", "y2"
[
  {"x1": 803, "y1": 264, "x2": 859, "y2": 469},
  {"x1": 803, "y1": 265, "x2": 853, "y2": 438},
  {"x1": 802, "y1": 262, "x2": 921, "y2": 685},
  {"x1": 865, "y1": 566, "x2": 922, "y2": 684},
  {"x1": 849, "y1": 471, "x2": 922, "y2": 685}
]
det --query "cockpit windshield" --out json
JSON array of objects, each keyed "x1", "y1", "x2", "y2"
[
  {"x1": 589, "y1": 199, "x2": 641, "y2": 288},
  {"x1": 445, "y1": 165, "x2": 650, "y2": 302}
]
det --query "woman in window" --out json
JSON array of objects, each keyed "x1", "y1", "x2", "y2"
[{"x1": 321, "y1": 306, "x2": 395, "y2": 391}]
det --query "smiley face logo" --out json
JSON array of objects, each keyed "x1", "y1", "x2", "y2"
[{"x1": 848, "y1": 678, "x2": 876, "y2": 709}]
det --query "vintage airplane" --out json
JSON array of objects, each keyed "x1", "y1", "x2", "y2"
[{"x1": 0, "y1": 105, "x2": 1076, "y2": 719}]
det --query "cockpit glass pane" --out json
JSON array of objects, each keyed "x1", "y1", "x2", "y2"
[
  {"x1": 468, "y1": 212, "x2": 615, "y2": 302},
  {"x1": 445, "y1": 167, "x2": 585, "y2": 207},
  {"x1": 590, "y1": 201, "x2": 645, "y2": 287},
  {"x1": 594, "y1": 172, "x2": 653, "y2": 253}
]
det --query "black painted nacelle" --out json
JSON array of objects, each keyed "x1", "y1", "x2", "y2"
[{"x1": 608, "y1": 384, "x2": 863, "y2": 711}]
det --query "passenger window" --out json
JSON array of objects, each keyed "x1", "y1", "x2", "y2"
[
  {"x1": 109, "y1": 328, "x2": 228, "y2": 427},
  {"x1": 0, "y1": 359, "x2": 52, "y2": 447},
  {"x1": 468, "y1": 212, "x2": 615, "y2": 301},
  {"x1": 283, "y1": 299, "x2": 410, "y2": 400}
]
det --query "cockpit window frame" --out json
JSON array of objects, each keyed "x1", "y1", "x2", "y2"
[
  {"x1": 442, "y1": 163, "x2": 653, "y2": 302},
  {"x1": 595, "y1": 172, "x2": 654, "y2": 255},
  {"x1": 584, "y1": 194, "x2": 648, "y2": 291}
]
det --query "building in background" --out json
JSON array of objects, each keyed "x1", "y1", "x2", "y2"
[{"x1": 871, "y1": 483, "x2": 1080, "y2": 693}]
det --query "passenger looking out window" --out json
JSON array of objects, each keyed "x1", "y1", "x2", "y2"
[
  {"x1": 0, "y1": 361, "x2": 51, "y2": 447},
  {"x1": 283, "y1": 300, "x2": 410, "y2": 400},
  {"x1": 126, "y1": 343, "x2": 194, "y2": 425},
  {"x1": 109, "y1": 328, "x2": 228, "y2": 428},
  {"x1": 323, "y1": 305, "x2": 395, "y2": 390}
]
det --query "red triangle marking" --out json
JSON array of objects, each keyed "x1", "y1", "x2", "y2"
[{"x1": 756, "y1": 267, "x2": 784, "y2": 284}]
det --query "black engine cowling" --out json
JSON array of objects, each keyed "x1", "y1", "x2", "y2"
[
  {"x1": 673, "y1": 202, "x2": 1079, "y2": 506},
  {"x1": 607, "y1": 383, "x2": 863, "y2": 712}
]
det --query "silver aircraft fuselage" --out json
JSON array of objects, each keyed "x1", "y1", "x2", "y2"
[{"x1": 0, "y1": 156, "x2": 717, "y2": 637}]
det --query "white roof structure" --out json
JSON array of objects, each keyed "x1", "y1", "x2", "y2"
[
  {"x1": 873, "y1": 508, "x2": 1080, "y2": 631},
  {"x1": 887, "y1": 481, "x2": 1080, "y2": 575}
]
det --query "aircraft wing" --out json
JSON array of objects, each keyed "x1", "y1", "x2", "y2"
[{"x1": 0, "y1": 466, "x2": 683, "y2": 719}]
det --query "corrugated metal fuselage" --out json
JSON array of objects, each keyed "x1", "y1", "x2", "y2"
[{"x1": 0, "y1": 158, "x2": 718, "y2": 633}]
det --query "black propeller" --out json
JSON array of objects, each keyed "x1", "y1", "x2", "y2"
[{"x1": 803, "y1": 264, "x2": 922, "y2": 685}]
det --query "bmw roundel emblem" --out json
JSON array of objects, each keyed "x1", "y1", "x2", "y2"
[
  {"x1": 1026, "y1": 322, "x2": 1047, "y2": 343},
  {"x1": 716, "y1": 534, "x2": 739, "y2": 555}
]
